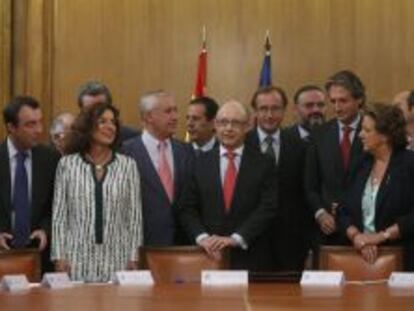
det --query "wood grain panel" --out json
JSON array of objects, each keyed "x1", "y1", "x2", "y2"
[
  {"x1": 0, "y1": 0, "x2": 11, "y2": 139},
  {"x1": 12, "y1": 0, "x2": 54, "y2": 140},
  {"x1": 5, "y1": 0, "x2": 414, "y2": 138}
]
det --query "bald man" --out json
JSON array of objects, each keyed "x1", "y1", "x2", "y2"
[
  {"x1": 49, "y1": 112, "x2": 75, "y2": 154},
  {"x1": 180, "y1": 100, "x2": 278, "y2": 271},
  {"x1": 393, "y1": 90, "x2": 414, "y2": 150}
]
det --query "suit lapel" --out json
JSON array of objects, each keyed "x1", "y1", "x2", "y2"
[
  {"x1": 135, "y1": 137, "x2": 171, "y2": 202},
  {"x1": 31, "y1": 147, "x2": 40, "y2": 223},
  {"x1": 329, "y1": 122, "x2": 345, "y2": 183},
  {"x1": 375, "y1": 152, "x2": 400, "y2": 217},
  {"x1": 171, "y1": 140, "x2": 181, "y2": 201},
  {"x1": 210, "y1": 149, "x2": 227, "y2": 217},
  {"x1": 229, "y1": 147, "x2": 254, "y2": 215},
  {"x1": 0, "y1": 142, "x2": 11, "y2": 216},
  {"x1": 353, "y1": 157, "x2": 373, "y2": 229},
  {"x1": 278, "y1": 130, "x2": 290, "y2": 170},
  {"x1": 246, "y1": 130, "x2": 261, "y2": 152}
]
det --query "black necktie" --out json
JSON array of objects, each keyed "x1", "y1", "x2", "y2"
[
  {"x1": 265, "y1": 135, "x2": 276, "y2": 162},
  {"x1": 13, "y1": 151, "x2": 30, "y2": 248}
]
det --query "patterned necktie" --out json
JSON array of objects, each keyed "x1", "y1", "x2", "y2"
[
  {"x1": 340, "y1": 126, "x2": 352, "y2": 171},
  {"x1": 13, "y1": 151, "x2": 30, "y2": 248},
  {"x1": 223, "y1": 151, "x2": 237, "y2": 212},
  {"x1": 264, "y1": 135, "x2": 276, "y2": 163},
  {"x1": 194, "y1": 148, "x2": 202, "y2": 157},
  {"x1": 158, "y1": 141, "x2": 174, "y2": 202}
]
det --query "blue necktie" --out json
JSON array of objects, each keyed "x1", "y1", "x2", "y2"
[{"x1": 12, "y1": 151, "x2": 30, "y2": 248}]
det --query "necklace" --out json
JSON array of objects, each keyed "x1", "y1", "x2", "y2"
[{"x1": 85, "y1": 151, "x2": 112, "y2": 172}]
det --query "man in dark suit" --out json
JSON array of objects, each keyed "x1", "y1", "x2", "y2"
[
  {"x1": 123, "y1": 90, "x2": 192, "y2": 246},
  {"x1": 0, "y1": 96, "x2": 59, "y2": 271},
  {"x1": 186, "y1": 96, "x2": 219, "y2": 154},
  {"x1": 305, "y1": 70, "x2": 365, "y2": 246},
  {"x1": 285, "y1": 85, "x2": 327, "y2": 142},
  {"x1": 245, "y1": 86, "x2": 311, "y2": 271},
  {"x1": 180, "y1": 100, "x2": 277, "y2": 271},
  {"x1": 77, "y1": 80, "x2": 140, "y2": 142}
]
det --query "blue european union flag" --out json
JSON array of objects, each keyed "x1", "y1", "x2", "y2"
[{"x1": 259, "y1": 36, "x2": 272, "y2": 87}]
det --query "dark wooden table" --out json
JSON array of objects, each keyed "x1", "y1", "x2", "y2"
[{"x1": 1, "y1": 282, "x2": 413, "y2": 310}]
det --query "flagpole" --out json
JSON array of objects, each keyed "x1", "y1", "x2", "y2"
[{"x1": 202, "y1": 25, "x2": 207, "y2": 49}]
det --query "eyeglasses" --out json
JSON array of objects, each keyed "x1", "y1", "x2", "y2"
[
  {"x1": 301, "y1": 101, "x2": 326, "y2": 109},
  {"x1": 215, "y1": 118, "x2": 246, "y2": 128}
]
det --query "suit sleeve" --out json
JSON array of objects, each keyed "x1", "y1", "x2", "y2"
[
  {"x1": 235, "y1": 160, "x2": 278, "y2": 245},
  {"x1": 305, "y1": 140, "x2": 326, "y2": 216},
  {"x1": 178, "y1": 162, "x2": 207, "y2": 243},
  {"x1": 337, "y1": 187, "x2": 356, "y2": 236},
  {"x1": 38, "y1": 150, "x2": 60, "y2": 234},
  {"x1": 396, "y1": 155, "x2": 414, "y2": 239}
]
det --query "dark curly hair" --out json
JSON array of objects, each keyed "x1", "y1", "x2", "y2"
[
  {"x1": 363, "y1": 102, "x2": 407, "y2": 150},
  {"x1": 64, "y1": 102, "x2": 121, "y2": 154}
]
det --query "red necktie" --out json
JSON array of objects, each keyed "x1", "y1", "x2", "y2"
[
  {"x1": 223, "y1": 151, "x2": 237, "y2": 212},
  {"x1": 158, "y1": 141, "x2": 174, "y2": 202},
  {"x1": 340, "y1": 126, "x2": 352, "y2": 171}
]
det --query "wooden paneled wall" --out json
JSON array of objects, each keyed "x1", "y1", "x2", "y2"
[
  {"x1": 0, "y1": 0, "x2": 11, "y2": 139},
  {"x1": 2, "y1": 0, "x2": 414, "y2": 139}
]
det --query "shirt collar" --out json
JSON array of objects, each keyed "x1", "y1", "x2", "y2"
[
  {"x1": 220, "y1": 144, "x2": 244, "y2": 158},
  {"x1": 257, "y1": 126, "x2": 280, "y2": 144},
  {"x1": 7, "y1": 137, "x2": 32, "y2": 160},
  {"x1": 338, "y1": 113, "x2": 361, "y2": 131},
  {"x1": 193, "y1": 136, "x2": 216, "y2": 152},
  {"x1": 142, "y1": 129, "x2": 171, "y2": 148},
  {"x1": 298, "y1": 125, "x2": 310, "y2": 139}
]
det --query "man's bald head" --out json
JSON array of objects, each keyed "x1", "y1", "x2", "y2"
[
  {"x1": 392, "y1": 90, "x2": 411, "y2": 120},
  {"x1": 215, "y1": 100, "x2": 249, "y2": 150}
]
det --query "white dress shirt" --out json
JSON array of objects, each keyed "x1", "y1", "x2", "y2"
[
  {"x1": 257, "y1": 126, "x2": 280, "y2": 164},
  {"x1": 219, "y1": 144, "x2": 243, "y2": 184},
  {"x1": 7, "y1": 137, "x2": 33, "y2": 229},
  {"x1": 7, "y1": 137, "x2": 32, "y2": 204},
  {"x1": 141, "y1": 130, "x2": 175, "y2": 179},
  {"x1": 315, "y1": 114, "x2": 361, "y2": 220},
  {"x1": 196, "y1": 144, "x2": 247, "y2": 250},
  {"x1": 298, "y1": 125, "x2": 310, "y2": 141},
  {"x1": 337, "y1": 114, "x2": 361, "y2": 143},
  {"x1": 192, "y1": 136, "x2": 217, "y2": 153}
]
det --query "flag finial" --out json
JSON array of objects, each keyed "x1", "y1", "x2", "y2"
[
  {"x1": 265, "y1": 30, "x2": 271, "y2": 51},
  {"x1": 259, "y1": 30, "x2": 272, "y2": 87},
  {"x1": 202, "y1": 25, "x2": 207, "y2": 49}
]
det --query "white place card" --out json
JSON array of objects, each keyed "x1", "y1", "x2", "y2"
[
  {"x1": 1, "y1": 274, "x2": 30, "y2": 292},
  {"x1": 201, "y1": 270, "x2": 248, "y2": 286},
  {"x1": 388, "y1": 272, "x2": 414, "y2": 288},
  {"x1": 41, "y1": 272, "x2": 73, "y2": 289},
  {"x1": 113, "y1": 270, "x2": 154, "y2": 286},
  {"x1": 300, "y1": 270, "x2": 345, "y2": 287}
]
